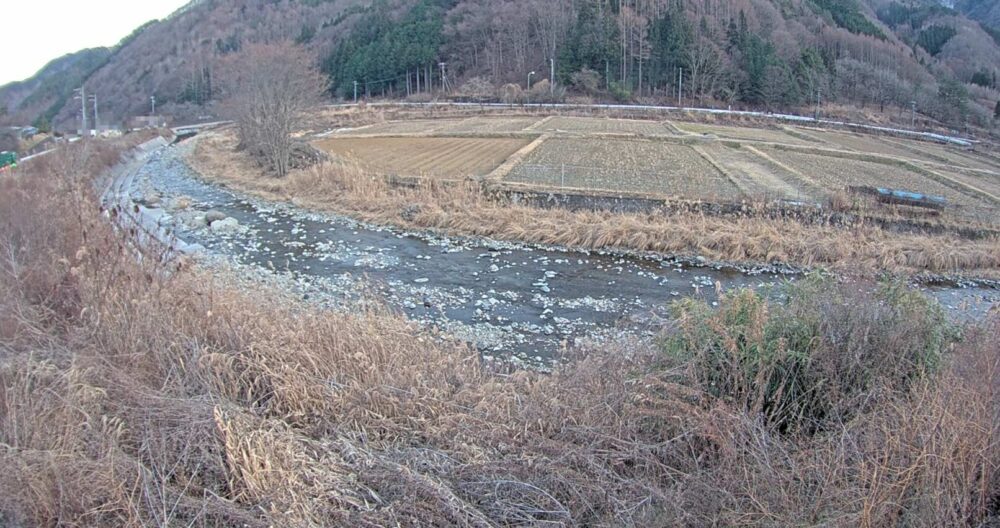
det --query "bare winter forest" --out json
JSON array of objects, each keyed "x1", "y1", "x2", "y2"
[{"x1": 3, "y1": 0, "x2": 1000, "y2": 137}]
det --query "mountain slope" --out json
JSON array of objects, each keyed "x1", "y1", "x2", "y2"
[
  {"x1": 0, "y1": 48, "x2": 112, "y2": 128},
  {"x1": 954, "y1": 0, "x2": 1000, "y2": 29},
  {"x1": 4, "y1": 0, "x2": 998, "y2": 131},
  {"x1": 48, "y1": 0, "x2": 368, "y2": 129}
]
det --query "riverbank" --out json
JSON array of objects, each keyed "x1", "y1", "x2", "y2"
[
  {"x1": 190, "y1": 130, "x2": 1000, "y2": 281},
  {"x1": 3, "y1": 139, "x2": 998, "y2": 527}
]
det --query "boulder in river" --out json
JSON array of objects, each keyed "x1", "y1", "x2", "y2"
[
  {"x1": 210, "y1": 217, "x2": 241, "y2": 234},
  {"x1": 170, "y1": 196, "x2": 193, "y2": 210},
  {"x1": 205, "y1": 210, "x2": 227, "y2": 224}
]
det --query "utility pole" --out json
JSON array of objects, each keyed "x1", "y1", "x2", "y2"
[
  {"x1": 439, "y1": 62, "x2": 447, "y2": 93},
  {"x1": 814, "y1": 87, "x2": 821, "y2": 121},
  {"x1": 910, "y1": 100, "x2": 916, "y2": 129},
  {"x1": 527, "y1": 71, "x2": 535, "y2": 104},
  {"x1": 550, "y1": 58, "x2": 555, "y2": 95},
  {"x1": 151, "y1": 95, "x2": 156, "y2": 116},
  {"x1": 353, "y1": 81, "x2": 358, "y2": 103},
  {"x1": 677, "y1": 68, "x2": 683, "y2": 108},
  {"x1": 90, "y1": 93, "x2": 99, "y2": 133},
  {"x1": 74, "y1": 87, "x2": 87, "y2": 136}
]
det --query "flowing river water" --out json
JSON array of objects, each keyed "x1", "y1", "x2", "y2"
[{"x1": 125, "y1": 142, "x2": 998, "y2": 368}]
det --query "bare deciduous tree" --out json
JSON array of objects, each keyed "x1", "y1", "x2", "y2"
[{"x1": 221, "y1": 42, "x2": 327, "y2": 177}]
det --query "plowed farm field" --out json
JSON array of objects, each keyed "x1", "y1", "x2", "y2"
[
  {"x1": 506, "y1": 138, "x2": 742, "y2": 200},
  {"x1": 315, "y1": 137, "x2": 530, "y2": 179}
]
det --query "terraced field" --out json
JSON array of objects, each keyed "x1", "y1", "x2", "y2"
[
  {"x1": 676, "y1": 122, "x2": 815, "y2": 145},
  {"x1": 315, "y1": 137, "x2": 530, "y2": 179},
  {"x1": 766, "y1": 149, "x2": 988, "y2": 207},
  {"x1": 352, "y1": 119, "x2": 462, "y2": 135},
  {"x1": 506, "y1": 138, "x2": 742, "y2": 200},
  {"x1": 535, "y1": 116, "x2": 672, "y2": 135},
  {"x1": 698, "y1": 144, "x2": 814, "y2": 201},
  {"x1": 888, "y1": 138, "x2": 1000, "y2": 173},
  {"x1": 316, "y1": 114, "x2": 996, "y2": 216},
  {"x1": 932, "y1": 168, "x2": 1000, "y2": 201},
  {"x1": 434, "y1": 116, "x2": 540, "y2": 134},
  {"x1": 801, "y1": 129, "x2": 941, "y2": 161}
]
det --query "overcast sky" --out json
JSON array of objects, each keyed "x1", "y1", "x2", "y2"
[{"x1": 1, "y1": 1, "x2": 190, "y2": 86}]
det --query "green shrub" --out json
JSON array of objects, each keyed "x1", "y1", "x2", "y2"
[
  {"x1": 608, "y1": 81, "x2": 632, "y2": 103},
  {"x1": 663, "y1": 275, "x2": 953, "y2": 434}
]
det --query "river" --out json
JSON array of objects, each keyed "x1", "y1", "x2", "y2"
[{"x1": 120, "y1": 142, "x2": 998, "y2": 368}]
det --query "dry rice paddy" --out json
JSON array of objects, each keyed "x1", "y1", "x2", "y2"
[
  {"x1": 677, "y1": 122, "x2": 815, "y2": 145},
  {"x1": 315, "y1": 137, "x2": 530, "y2": 179},
  {"x1": 802, "y1": 129, "x2": 941, "y2": 161},
  {"x1": 699, "y1": 144, "x2": 814, "y2": 201},
  {"x1": 313, "y1": 115, "x2": 997, "y2": 216},
  {"x1": 766, "y1": 149, "x2": 987, "y2": 206},
  {"x1": 875, "y1": 137, "x2": 1000, "y2": 173},
  {"x1": 506, "y1": 138, "x2": 742, "y2": 200},
  {"x1": 434, "y1": 116, "x2": 541, "y2": 134},
  {"x1": 351, "y1": 119, "x2": 459, "y2": 135},
  {"x1": 535, "y1": 116, "x2": 673, "y2": 135}
]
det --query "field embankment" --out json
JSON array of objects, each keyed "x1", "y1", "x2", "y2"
[
  {"x1": 192, "y1": 131, "x2": 1000, "y2": 279},
  {"x1": 1, "y1": 139, "x2": 998, "y2": 526}
]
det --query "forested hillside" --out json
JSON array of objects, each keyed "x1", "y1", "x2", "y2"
[
  {"x1": 953, "y1": 0, "x2": 1000, "y2": 30},
  {"x1": 2, "y1": 0, "x2": 999, "y2": 132},
  {"x1": 0, "y1": 48, "x2": 112, "y2": 129}
]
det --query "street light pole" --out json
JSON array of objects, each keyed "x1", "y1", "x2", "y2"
[{"x1": 151, "y1": 95, "x2": 156, "y2": 116}]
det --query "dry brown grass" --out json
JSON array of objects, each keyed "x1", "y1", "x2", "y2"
[
  {"x1": 1, "y1": 138, "x2": 999, "y2": 526},
  {"x1": 192, "y1": 131, "x2": 1000, "y2": 278}
]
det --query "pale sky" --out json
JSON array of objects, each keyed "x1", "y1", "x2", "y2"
[{"x1": 1, "y1": 0, "x2": 190, "y2": 85}]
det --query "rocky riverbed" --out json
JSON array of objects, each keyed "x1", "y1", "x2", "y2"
[{"x1": 123, "y1": 142, "x2": 998, "y2": 368}]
